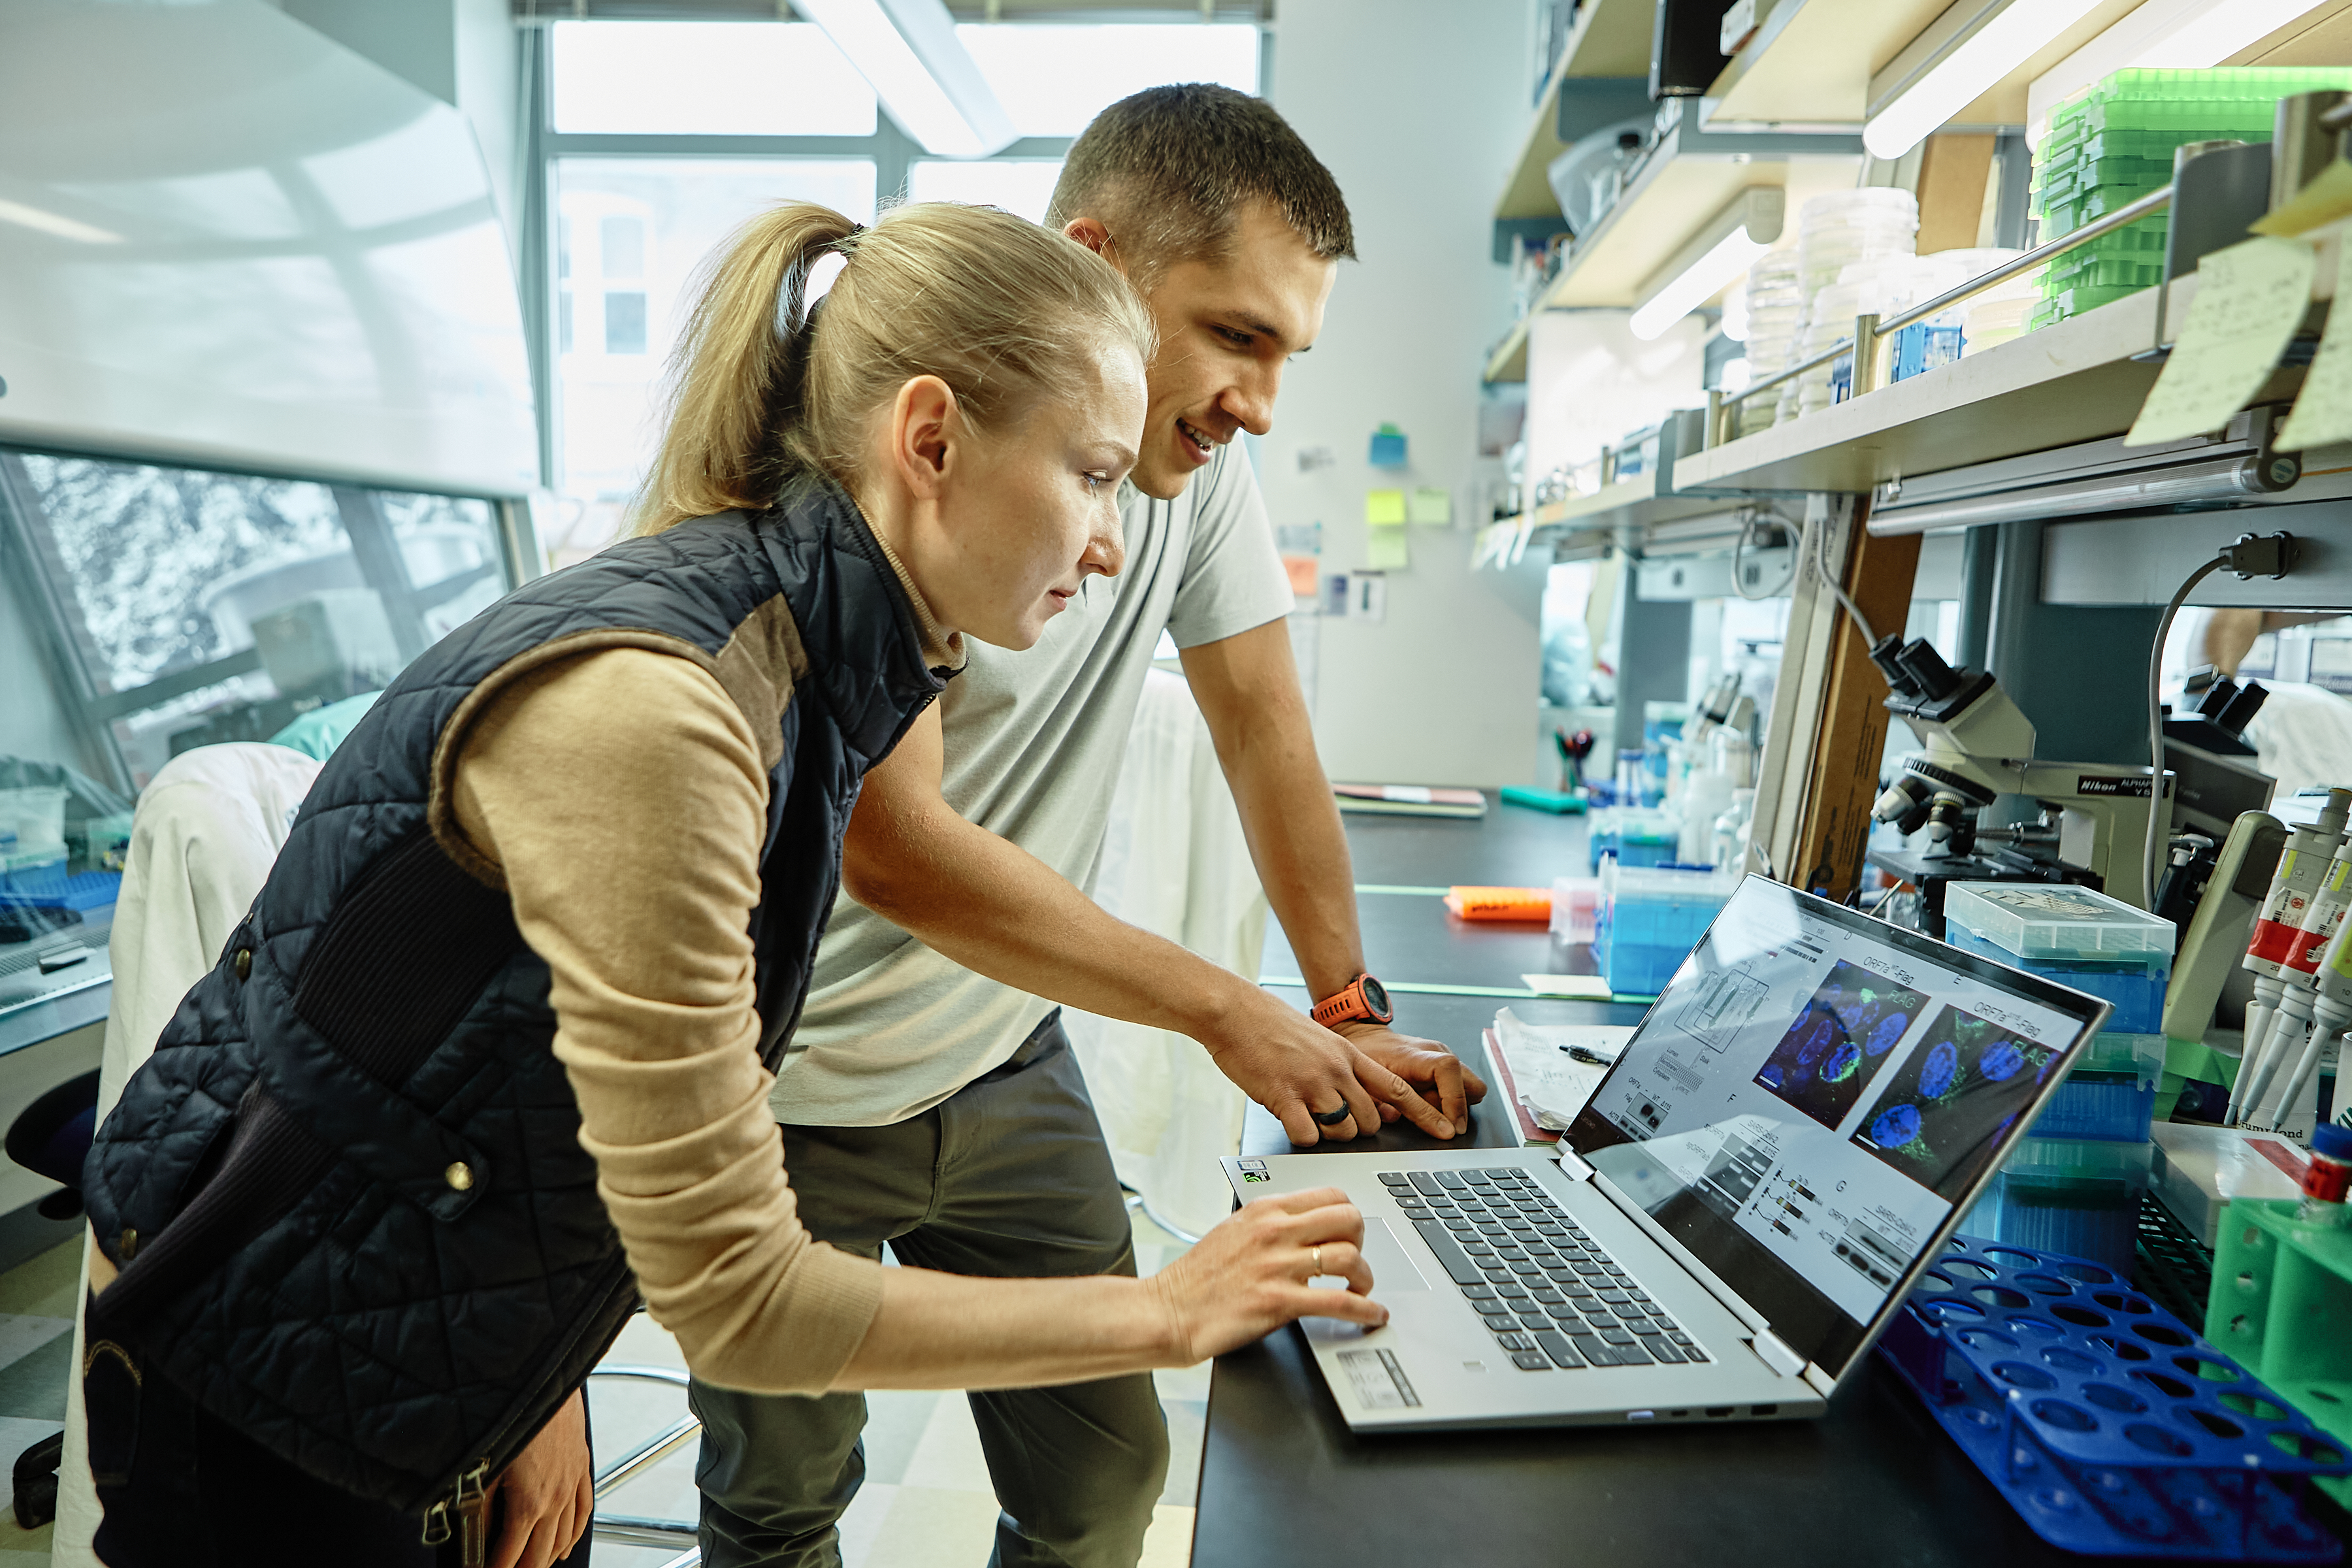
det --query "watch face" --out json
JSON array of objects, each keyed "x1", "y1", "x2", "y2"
[{"x1": 1361, "y1": 975, "x2": 1390, "y2": 1019}]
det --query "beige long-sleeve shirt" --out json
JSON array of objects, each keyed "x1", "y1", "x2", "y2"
[{"x1": 448, "y1": 645, "x2": 880, "y2": 1394}]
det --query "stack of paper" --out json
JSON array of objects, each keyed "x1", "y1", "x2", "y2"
[{"x1": 1486, "y1": 1007, "x2": 1635, "y2": 1138}]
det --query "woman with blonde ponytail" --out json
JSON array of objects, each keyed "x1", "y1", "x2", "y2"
[{"x1": 80, "y1": 200, "x2": 1385, "y2": 1568}]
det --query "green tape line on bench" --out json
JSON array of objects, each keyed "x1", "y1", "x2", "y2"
[{"x1": 1353, "y1": 884, "x2": 1450, "y2": 896}]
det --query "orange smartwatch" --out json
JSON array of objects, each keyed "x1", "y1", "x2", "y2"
[{"x1": 1311, "y1": 972, "x2": 1393, "y2": 1030}]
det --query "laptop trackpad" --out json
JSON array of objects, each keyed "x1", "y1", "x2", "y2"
[{"x1": 1303, "y1": 1217, "x2": 1427, "y2": 1343}]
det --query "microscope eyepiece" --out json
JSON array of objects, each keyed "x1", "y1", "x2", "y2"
[{"x1": 1894, "y1": 639, "x2": 1965, "y2": 702}]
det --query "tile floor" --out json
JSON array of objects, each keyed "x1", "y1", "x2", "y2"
[{"x1": 0, "y1": 1208, "x2": 1201, "y2": 1568}]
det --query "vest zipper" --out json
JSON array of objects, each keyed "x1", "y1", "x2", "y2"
[{"x1": 419, "y1": 1460, "x2": 491, "y2": 1562}]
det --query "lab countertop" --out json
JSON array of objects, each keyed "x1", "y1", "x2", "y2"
[{"x1": 1199, "y1": 798, "x2": 2349, "y2": 1567}]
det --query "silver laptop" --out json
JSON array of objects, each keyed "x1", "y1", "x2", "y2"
[{"x1": 1220, "y1": 875, "x2": 2113, "y2": 1431}]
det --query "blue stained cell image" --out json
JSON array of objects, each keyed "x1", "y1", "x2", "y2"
[
  {"x1": 1865, "y1": 1012, "x2": 1910, "y2": 1056},
  {"x1": 1853, "y1": 1004, "x2": 2059, "y2": 1199},
  {"x1": 1981, "y1": 1041, "x2": 2025, "y2": 1082},
  {"x1": 1868, "y1": 1103, "x2": 1922, "y2": 1149},
  {"x1": 1823, "y1": 1039, "x2": 1863, "y2": 1084},
  {"x1": 1917, "y1": 1041, "x2": 1960, "y2": 1099},
  {"x1": 1752, "y1": 961, "x2": 1931, "y2": 1131}
]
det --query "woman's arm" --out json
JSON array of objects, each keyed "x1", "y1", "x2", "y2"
[
  {"x1": 837, "y1": 1186, "x2": 1380, "y2": 1390},
  {"x1": 451, "y1": 649, "x2": 1386, "y2": 1401}
]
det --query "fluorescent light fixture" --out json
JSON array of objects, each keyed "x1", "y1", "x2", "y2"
[
  {"x1": 2027, "y1": 0, "x2": 2332, "y2": 142},
  {"x1": 1630, "y1": 188, "x2": 1783, "y2": 342},
  {"x1": 1864, "y1": 0, "x2": 2105, "y2": 161},
  {"x1": 794, "y1": 0, "x2": 1015, "y2": 157},
  {"x1": 2136, "y1": 0, "x2": 2330, "y2": 68},
  {"x1": 0, "y1": 196, "x2": 121, "y2": 244}
]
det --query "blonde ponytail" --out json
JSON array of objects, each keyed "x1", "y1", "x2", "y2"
[{"x1": 635, "y1": 201, "x2": 1155, "y2": 536}]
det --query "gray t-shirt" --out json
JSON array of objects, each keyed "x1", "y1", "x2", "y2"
[{"x1": 773, "y1": 444, "x2": 1296, "y2": 1125}]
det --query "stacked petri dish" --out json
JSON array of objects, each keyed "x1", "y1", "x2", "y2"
[
  {"x1": 1788, "y1": 189, "x2": 1916, "y2": 419},
  {"x1": 1795, "y1": 258, "x2": 1916, "y2": 415},
  {"x1": 1735, "y1": 249, "x2": 1802, "y2": 437}
]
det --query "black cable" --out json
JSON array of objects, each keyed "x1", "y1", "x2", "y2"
[{"x1": 2143, "y1": 556, "x2": 2224, "y2": 906}]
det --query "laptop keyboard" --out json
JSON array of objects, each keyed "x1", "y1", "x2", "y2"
[{"x1": 1379, "y1": 1167, "x2": 1710, "y2": 1373}]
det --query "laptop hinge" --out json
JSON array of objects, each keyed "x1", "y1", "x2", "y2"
[
  {"x1": 1748, "y1": 1330, "x2": 1805, "y2": 1379},
  {"x1": 1552, "y1": 1145, "x2": 1595, "y2": 1183},
  {"x1": 1802, "y1": 1362, "x2": 1837, "y2": 1397}
]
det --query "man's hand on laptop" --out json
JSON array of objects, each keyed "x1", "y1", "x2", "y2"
[
  {"x1": 1205, "y1": 993, "x2": 1471, "y2": 1145},
  {"x1": 1335, "y1": 1022, "x2": 1490, "y2": 1140},
  {"x1": 1147, "y1": 1186, "x2": 1384, "y2": 1362}
]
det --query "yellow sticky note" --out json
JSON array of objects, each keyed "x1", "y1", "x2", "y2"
[
  {"x1": 2255, "y1": 161, "x2": 2352, "y2": 238},
  {"x1": 1409, "y1": 486, "x2": 1452, "y2": 525},
  {"x1": 1365, "y1": 529, "x2": 1410, "y2": 570},
  {"x1": 1364, "y1": 489, "x2": 1407, "y2": 526},
  {"x1": 2127, "y1": 237, "x2": 2315, "y2": 448},
  {"x1": 2280, "y1": 238, "x2": 2352, "y2": 451}
]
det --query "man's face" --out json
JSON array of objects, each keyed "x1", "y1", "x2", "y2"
[{"x1": 1111, "y1": 201, "x2": 1338, "y2": 500}]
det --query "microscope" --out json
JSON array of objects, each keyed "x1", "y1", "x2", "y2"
[{"x1": 1863, "y1": 636, "x2": 2168, "y2": 936}]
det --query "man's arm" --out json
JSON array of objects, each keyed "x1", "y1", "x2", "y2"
[
  {"x1": 1179, "y1": 620, "x2": 1487, "y2": 1134},
  {"x1": 841, "y1": 705, "x2": 1461, "y2": 1142}
]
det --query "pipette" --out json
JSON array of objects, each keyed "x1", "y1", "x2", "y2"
[
  {"x1": 2242, "y1": 838, "x2": 2352, "y2": 1128},
  {"x1": 2228, "y1": 786, "x2": 2352, "y2": 1125},
  {"x1": 2263, "y1": 901, "x2": 2352, "y2": 1137}
]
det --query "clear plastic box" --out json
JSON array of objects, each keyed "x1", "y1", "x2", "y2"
[
  {"x1": 2029, "y1": 1032, "x2": 2164, "y2": 1142},
  {"x1": 1963, "y1": 1135, "x2": 2154, "y2": 1272},
  {"x1": 1586, "y1": 806, "x2": 1676, "y2": 874},
  {"x1": 1594, "y1": 862, "x2": 1737, "y2": 996},
  {"x1": 1943, "y1": 882, "x2": 2174, "y2": 1034}
]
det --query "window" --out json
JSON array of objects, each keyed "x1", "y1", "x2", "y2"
[
  {"x1": 532, "y1": 18, "x2": 1266, "y2": 568},
  {"x1": 549, "y1": 159, "x2": 878, "y2": 562},
  {"x1": 906, "y1": 159, "x2": 1066, "y2": 224},
  {"x1": 0, "y1": 450, "x2": 510, "y2": 790},
  {"x1": 551, "y1": 22, "x2": 877, "y2": 137},
  {"x1": 956, "y1": 24, "x2": 1259, "y2": 137}
]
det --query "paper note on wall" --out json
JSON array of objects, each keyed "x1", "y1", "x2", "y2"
[
  {"x1": 2126, "y1": 237, "x2": 2315, "y2": 447},
  {"x1": 1365, "y1": 527, "x2": 1410, "y2": 570},
  {"x1": 2279, "y1": 238, "x2": 2352, "y2": 451},
  {"x1": 1408, "y1": 486, "x2": 1452, "y2": 525},
  {"x1": 1364, "y1": 489, "x2": 1406, "y2": 525}
]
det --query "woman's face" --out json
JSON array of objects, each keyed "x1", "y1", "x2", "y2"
[{"x1": 909, "y1": 342, "x2": 1146, "y2": 650}]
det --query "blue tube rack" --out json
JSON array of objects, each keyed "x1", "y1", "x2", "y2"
[{"x1": 1878, "y1": 1234, "x2": 2351, "y2": 1560}]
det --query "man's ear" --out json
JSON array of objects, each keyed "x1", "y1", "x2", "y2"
[
  {"x1": 890, "y1": 374, "x2": 958, "y2": 499},
  {"x1": 1062, "y1": 217, "x2": 1113, "y2": 259}
]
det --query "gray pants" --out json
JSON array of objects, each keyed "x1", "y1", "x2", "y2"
[{"x1": 690, "y1": 1014, "x2": 1169, "y2": 1568}]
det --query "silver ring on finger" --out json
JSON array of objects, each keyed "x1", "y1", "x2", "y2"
[{"x1": 1311, "y1": 1105, "x2": 1352, "y2": 1127}]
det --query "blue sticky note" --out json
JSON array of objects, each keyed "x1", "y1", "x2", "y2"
[{"x1": 1368, "y1": 423, "x2": 1407, "y2": 468}]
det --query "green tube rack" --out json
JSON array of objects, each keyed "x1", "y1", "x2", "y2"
[{"x1": 2206, "y1": 1200, "x2": 2352, "y2": 1508}]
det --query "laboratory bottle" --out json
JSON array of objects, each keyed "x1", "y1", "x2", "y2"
[{"x1": 2295, "y1": 1122, "x2": 2352, "y2": 1228}]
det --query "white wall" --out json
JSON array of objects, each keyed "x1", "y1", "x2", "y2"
[{"x1": 1264, "y1": 0, "x2": 1546, "y2": 789}]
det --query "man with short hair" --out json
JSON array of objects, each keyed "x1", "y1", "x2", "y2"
[{"x1": 689, "y1": 84, "x2": 1486, "y2": 1568}]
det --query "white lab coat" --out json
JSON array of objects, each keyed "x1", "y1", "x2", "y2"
[
  {"x1": 55, "y1": 743, "x2": 319, "y2": 1568},
  {"x1": 1062, "y1": 668, "x2": 1266, "y2": 1241}
]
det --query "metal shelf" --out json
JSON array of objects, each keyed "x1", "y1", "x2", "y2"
[
  {"x1": 1484, "y1": 111, "x2": 1863, "y2": 382},
  {"x1": 1702, "y1": 0, "x2": 2140, "y2": 131},
  {"x1": 1672, "y1": 274, "x2": 2319, "y2": 495},
  {"x1": 1496, "y1": 0, "x2": 1663, "y2": 222}
]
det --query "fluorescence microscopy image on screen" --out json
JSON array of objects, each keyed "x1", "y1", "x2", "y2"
[
  {"x1": 1750, "y1": 960, "x2": 1929, "y2": 1132},
  {"x1": 1849, "y1": 1004, "x2": 2063, "y2": 1200}
]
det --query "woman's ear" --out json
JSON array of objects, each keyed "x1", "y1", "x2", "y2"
[{"x1": 889, "y1": 374, "x2": 958, "y2": 500}]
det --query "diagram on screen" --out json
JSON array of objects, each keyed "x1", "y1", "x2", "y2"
[
  {"x1": 1750, "y1": 960, "x2": 1929, "y2": 1131},
  {"x1": 1849, "y1": 1003, "x2": 2061, "y2": 1200},
  {"x1": 1673, "y1": 962, "x2": 1774, "y2": 1054}
]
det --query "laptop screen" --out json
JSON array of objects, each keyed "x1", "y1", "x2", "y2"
[{"x1": 1564, "y1": 876, "x2": 2113, "y2": 1379}]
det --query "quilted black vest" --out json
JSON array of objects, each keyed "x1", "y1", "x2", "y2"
[{"x1": 83, "y1": 479, "x2": 949, "y2": 1518}]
